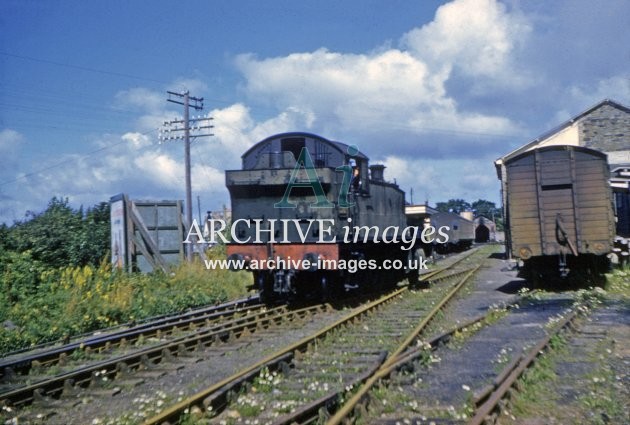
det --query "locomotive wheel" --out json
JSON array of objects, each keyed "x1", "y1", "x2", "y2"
[
  {"x1": 256, "y1": 271, "x2": 274, "y2": 304},
  {"x1": 320, "y1": 274, "x2": 331, "y2": 302}
]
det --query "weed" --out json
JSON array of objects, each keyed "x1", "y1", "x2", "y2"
[{"x1": 0, "y1": 246, "x2": 252, "y2": 355}]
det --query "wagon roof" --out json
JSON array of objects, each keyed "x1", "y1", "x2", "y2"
[{"x1": 504, "y1": 144, "x2": 608, "y2": 165}]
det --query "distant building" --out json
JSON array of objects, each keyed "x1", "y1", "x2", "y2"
[
  {"x1": 474, "y1": 216, "x2": 496, "y2": 242},
  {"x1": 404, "y1": 203, "x2": 438, "y2": 228},
  {"x1": 495, "y1": 99, "x2": 630, "y2": 237}
]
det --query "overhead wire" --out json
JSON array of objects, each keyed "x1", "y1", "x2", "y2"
[
  {"x1": 0, "y1": 50, "x2": 523, "y2": 195},
  {"x1": 0, "y1": 128, "x2": 159, "y2": 187},
  {"x1": 0, "y1": 51, "x2": 168, "y2": 86}
]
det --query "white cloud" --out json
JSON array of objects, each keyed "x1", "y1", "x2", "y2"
[
  {"x1": 544, "y1": 76, "x2": 630, "y2": 126},
  {"x1": 114, "y1": 87, "x2": 164, "y2": 113},
  {"x1": 170, "y1": 78, "x2": 208, "y2": 96},
  {"x1": 236, "y1": 48, "x2": 441, "y2": 129},
  {"x1": 3, "y1": 1, "x2": 525, "y2": 224},
  {"x1": 114, "y1": 86, "x2": 199, "y2": 133},
  {"x1": 381, "y1": 155, "x2": 441, "y2": 197},
  {"x1": 380, "y1": 155, "x2": 500, "y2": 205},
  {"x1": 210, "y1": 103, "x2": 255, "y2": 153},
  {"x1": 236, "y1": 46, "x2": 521, "y2": 146},
  {"x1": 234, "y1": 0, "x2": 529, "y2": 153},
  {"x1": 193, "y1": 164, "x2": 224, "y2": 191},
  {"x1": 134, "y1": 152, "x2": 183, "y2": 190},
  {"x1": 402, "y1": 0, "x2": 531, "y2": 86},
  {"x1": 568, "y1": 75, "x2": 630, "y2": 109},
  {"x1": 1, "y1": 93, "x2": 317, "y2": 223},
  {"x1": 0, "y1": 129, "x2": 24, "y2": 156},
  {"x1": 6, "y1": 0, "x2": 629, "y2": 224},
  {"x1": 122, "y1": 132, "x2": 153, "y2": 150}
]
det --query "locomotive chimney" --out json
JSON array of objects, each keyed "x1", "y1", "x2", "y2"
[{"x1": 369, "y1": 164, "x2": 386, "y2": 182}]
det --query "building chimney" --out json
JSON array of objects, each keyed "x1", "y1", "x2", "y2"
[{"x1": 460, "y1": 211, "x2": 474, "y2": 221}]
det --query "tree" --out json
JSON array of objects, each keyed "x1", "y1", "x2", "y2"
[
  {"x1": 435, "y1": 199, "x2": 471, "y2": 214},
  {"x1": 8, "y1": 197, "x2": 110, "y2": 269},
  {"x1": 76, "y1": 202, "x2": 110, "y2": 266},
  {"x1": 471, "y1": 199, "x2": 504, "y2": 230},
  {"x1": 0, "y1": 224, "x2": 9, "y2": 252},
  {"x1": 10, "y1": 197, "x2": 81, "y2": 269},
  {"x1": 471, "y1": 199, "x2": 498, "y2": 219},
  {"x1": 434, "y1": 198, "x2": 504, "y2": 230}
]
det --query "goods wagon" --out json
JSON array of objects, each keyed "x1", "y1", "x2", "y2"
[{"x1": 504, "y1": 145, "x2": 615, "y2": 282}]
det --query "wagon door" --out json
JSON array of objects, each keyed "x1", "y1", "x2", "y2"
[
  {"x1": 536, "y1": 149, "x2": 579, "y2": 256},
  {"x1": 573, "y1": 149, "x2": 615, "y2": 255}
]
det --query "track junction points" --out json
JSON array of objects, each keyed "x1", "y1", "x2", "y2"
[{"x1": 2, "y1": 246, "x2": 628, "y2": 425}]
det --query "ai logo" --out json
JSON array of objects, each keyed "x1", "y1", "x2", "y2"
[{"x1": 274, "y1": 145, "x2": 359, "y2": 209}]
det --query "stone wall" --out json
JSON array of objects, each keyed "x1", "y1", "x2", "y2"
[{"x1": 579, "y1": 103, "x2": 630, "y2": 152}]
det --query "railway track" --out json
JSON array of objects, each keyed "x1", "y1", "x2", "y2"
[
  {"x1": 0, "y1": 249, "x2": 480, "y2": 424},
  {"x1": 468, "y1": 310, "x2": 579, "y2": 425},
  {"x1": 0, "y1": 302, "x2": 324, "y2": 412},
  {"x1": 329, "y1": 293, "x2": 584, "y2": 424},
  {"x1": 140, "y1": 248, "x2": 485, "y2": 425},
  {"x1": 0, "y1": 296, "x2": 261, "y2": 359},
  {"x1": 0, "y1": 271, "x2": 448, "y2": 423},
  {"x1": 0, "y1": 296, "x2": 262, "y2": 378},
  {"x1": 272, "y1": 267, "x2": 483, "y2": 425}
]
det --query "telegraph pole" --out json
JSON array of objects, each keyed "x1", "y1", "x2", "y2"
[{"x1": 159, "y1": 91, "x2": 214, "y2": 262}]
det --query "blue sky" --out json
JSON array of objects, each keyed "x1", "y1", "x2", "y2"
[{"x1": 1, "y1": 0, "x2": 629, "y2": 223}]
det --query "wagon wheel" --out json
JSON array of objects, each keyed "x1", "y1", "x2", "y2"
[{"x1": 530, "y1": 269, "x2": 543, "y2": 290}]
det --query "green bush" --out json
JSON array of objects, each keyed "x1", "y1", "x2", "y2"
[
  {"x1": 0, "y1": 197, "x2": 252, "y2": 355},
  {"x1": 0, "y1": 249, "x2": 252, "y2": 355}
]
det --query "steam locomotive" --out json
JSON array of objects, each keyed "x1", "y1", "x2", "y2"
[{"x1": 225, "y1": 132, "x2": 424, "y2": 302}]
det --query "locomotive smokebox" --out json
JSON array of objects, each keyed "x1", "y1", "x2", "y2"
[{"x1": 369, "y1": 164, "x2": 386, "y2": 182}]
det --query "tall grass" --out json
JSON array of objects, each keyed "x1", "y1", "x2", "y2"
[{"x1": 0, "y1": 246, "x2": 252, "y2": 354}]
